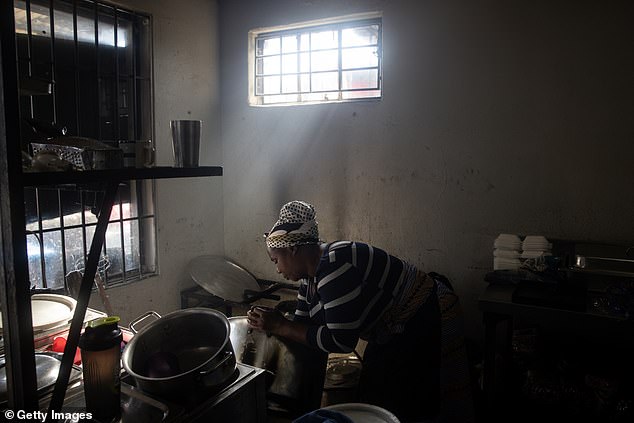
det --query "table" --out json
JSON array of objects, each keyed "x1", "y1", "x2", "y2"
[{"x1": 478, "y1": 283, "x2": 633, "y2": 415}]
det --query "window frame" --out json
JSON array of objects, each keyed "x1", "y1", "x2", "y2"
[
  {"x1": 248, "y1": 12, "x2": 383, "y2": 106},
  {"x1": 15, "y1": 0, "x2": 158, "y2": 291}
]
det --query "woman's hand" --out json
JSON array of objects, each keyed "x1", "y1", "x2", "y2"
[
  {"x1": 247, "y1": 306, "x2": 286, "y2": 335},
  {"x1": 247, "y1": 305, "x2": 311, "y2": 346}
]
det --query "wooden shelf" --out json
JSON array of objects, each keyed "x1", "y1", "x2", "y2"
[{"x1": 21, "y1": 166, "x2": 223, "y2": 186}]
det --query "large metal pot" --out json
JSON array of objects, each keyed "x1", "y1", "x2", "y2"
[
  {"x1": 122, "y1": 308, "x2": 236, "y2": 398},
  {"x1": 229, "y1": 315, "x2": 327, "y2": 414}
]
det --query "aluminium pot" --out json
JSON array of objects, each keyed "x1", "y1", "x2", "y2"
[
  {"x1": 229, "y1": 315, "x2": 327, "y2": 413},
  {"x1": 121, "y1": 308, "x2": 236, "y2": 398}
]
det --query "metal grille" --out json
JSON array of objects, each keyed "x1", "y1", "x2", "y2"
[
  {"x1": 15, "y1": 0, "x2": 157, "y2": 290},
  {"x1": 253, "y1": 17, "x2": 382, "y2": 105}
]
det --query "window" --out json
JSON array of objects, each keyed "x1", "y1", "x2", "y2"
[
  {"x1": 249, "y1": 12, "x2": 382, "y2": 106},
  {"x1": 14, "y1": 0, "x2": 156, "y2": 290}
]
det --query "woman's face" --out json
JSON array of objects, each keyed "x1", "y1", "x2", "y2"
[{"x1": 267, "y1": 247, "x2": 303, "y2": 281}]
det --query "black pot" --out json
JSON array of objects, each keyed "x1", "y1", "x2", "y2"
[{"x1": 122, "y1": 308, "x2": 236, "y2": 398}]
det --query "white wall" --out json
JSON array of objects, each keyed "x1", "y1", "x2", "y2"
[
  {"x1": 219, "y1": 0, "x2": 634, "y2": 340},
  {"x1": 89, "y1": 0, "x2": 224, "y2": 324}
]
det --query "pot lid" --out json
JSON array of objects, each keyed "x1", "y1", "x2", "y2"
[
  {"x1": 188, "y1": 255, "x2": 260, "y2": 302},
  {"x1": 0, "y1": 294, "x2": 76, "y2": 334}
]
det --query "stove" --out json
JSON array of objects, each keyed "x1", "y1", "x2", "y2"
[
  {"x1": 57, "y1": 363, "x2": 266, "y2": 423},
  {"x1": 138, "y1": 363, "x2": 266, "y2": 422}
]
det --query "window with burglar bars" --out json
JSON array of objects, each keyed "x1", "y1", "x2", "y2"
[
  {"x1": 14, "y1": 0, "x2": 157, "y2": 290},
  {"x1": 249, "y1": 13, "x2": 382, "y2": 106}
]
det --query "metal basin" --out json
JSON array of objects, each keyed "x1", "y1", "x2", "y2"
[{"x1": 228, "y1": 316, "x2": 327, "y2": 414}]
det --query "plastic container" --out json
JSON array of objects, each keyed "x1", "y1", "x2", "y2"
[{"x1": 79, "y1": 316, "x2": 122, "y2": 422}]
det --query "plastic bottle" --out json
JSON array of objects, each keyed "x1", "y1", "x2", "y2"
[{"x1": 79, "y1": 316, "x2": 123, "y2": 421}]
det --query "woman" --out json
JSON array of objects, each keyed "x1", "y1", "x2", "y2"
[{"x1": 247, "y1": 201, "x2": 473, "y2": 422}]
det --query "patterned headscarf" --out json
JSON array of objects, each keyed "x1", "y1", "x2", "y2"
[{"x1": 265, "y1": 201, "x2": 319, "y2": 249}]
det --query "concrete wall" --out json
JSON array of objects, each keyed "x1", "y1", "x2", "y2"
[
  {"x1": 219, "y1": 0, "x2": 634, "y2": 340},
  {"x1": 89, "y1": 0, "x2": 224, "y2": 324}
]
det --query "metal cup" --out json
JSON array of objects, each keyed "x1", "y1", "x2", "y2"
[
  {"x1": 119, "y1": 140, "x2": 155, "y2": 168},
  {"x1": 135, "y1": 139, "x2": 155, "y2": 168},
  {"x1": 170, "y1": 120, "x2": 202, "y2": 167}
]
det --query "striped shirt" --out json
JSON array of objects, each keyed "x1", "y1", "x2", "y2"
[{"x1": 294, "y1": 241, "x2": 414, "y2": 353}]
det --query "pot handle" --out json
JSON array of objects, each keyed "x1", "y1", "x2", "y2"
[
  {"x1": 129, "y1": 310, "x2": 162, "y2": 334},
  {"x1": 199, "y1": 351, "x2": 234, "y2": 377}
]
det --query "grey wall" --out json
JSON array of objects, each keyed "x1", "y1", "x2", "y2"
[
  {"x1": 219, "y1": 0, "x2": 634, "y2": 340},
  {"x1": 89, "y1": 0, "x2": 224, "y2": 324}
]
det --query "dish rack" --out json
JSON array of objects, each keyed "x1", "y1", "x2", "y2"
[{"x1": 31, "y1": 137, "x2": 123, "y2": 170}]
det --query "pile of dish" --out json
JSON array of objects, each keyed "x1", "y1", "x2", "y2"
[
  {"x1": 493, "y1": 234, "x2": 522, "y2": 270},
  {"x1": 493, "y1": 234, "x2": 553, "y2": 270},
  {"x1": 521, "y1": 236, "x2": 552, "y2": 259}
]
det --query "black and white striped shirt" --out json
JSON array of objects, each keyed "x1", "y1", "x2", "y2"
[{"x1": 294, "y1": 241, "x2": 414, "y2": 353}]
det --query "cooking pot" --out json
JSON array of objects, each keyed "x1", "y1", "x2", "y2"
[
  {"x1": 229, "y1": 315, "x2": 327, "y2": 413},
  {"x1": 122, "y1": 308, "x2": 236, "y2": 398}
]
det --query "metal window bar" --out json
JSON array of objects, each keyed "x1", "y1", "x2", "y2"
[
  {"x1": 295, "y1": 35, "x2": 301, "y2": 102},
  {"x1": 337, "y1": 28, "x2": 342, "y2": 101},
  {"x1": 80, "y1": 190, "x2": 87, "y2": 273},
  {"x1": 256, "y1": 44, "x2": 380, "y2": 60},
  {"x1": 48, "y1": 0, "x2": 57, "y2": 122},
  {"x1": 118, "y1": 191, "x2": 127, "y2": 284},
  {"x1": 255, "y1": 19, "x2": 381, "y2": 101},
  {"x1": 308, "y1": 30, "x2": 312, "y2": 93},
  {"x1": 57, "y1": 191, "x2": 68, "y2": 282},
  {"x1": 278, "y1": 37, "x2": 282, "y2": 94},
  {"x1": 101, "y1": 193, "x2": 108, "y2": 286},
  {"x1": 259, "y1": 56, "x2": 335, "y2": 74},
  {"x1": 257, "y1": 18, "x2": 381, "y2": 43},
  {"x1": 25, "y1": 214, "x2": 154, "y2": 235},
  {"x1": 131, "y1": 14, "x2": 138, "y2": 139},
  {"x1": 376, "y1": 23, "x2": 383, "y2": 91},
  {"x1": 25, "y1": 206, "x2": 156, "y2": 289},
  {"x1": 94, "y1": 2, "x2": 100, "y2": 141},
  {"x1": 18, "y1": 0, "x2": 156, "y2": 289},
  {"x1": 26, "y1": 0, "x2": 36, "y2": 118},
  {"x1": 114, "y1": 7, "x2": 120, "y2": 146},
  {"x1": 72, "y1": 0, "x2": 80, "y2": 134},
  {"x1": 34, "y1": 189, "x2": 47, "y2": 287}
]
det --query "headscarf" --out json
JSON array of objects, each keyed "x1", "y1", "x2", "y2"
[{"x1": 265, "y1": 201, "x2": 319, "y2": 249}]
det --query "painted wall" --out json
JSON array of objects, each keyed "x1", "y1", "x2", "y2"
[
  {"x1": 89, "y1": 0, "x2": 224, "y2": 324},
  {"x1": 219, "y1": 0, "x2": 634, "y2": 340}
]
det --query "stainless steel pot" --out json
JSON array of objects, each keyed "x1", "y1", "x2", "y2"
[
  {"x1": 228, "y1": 316, "x2": 327, "y2": 413},
  {"x1": 122, "y1": 308, "x2": 236, "y2": 398}
]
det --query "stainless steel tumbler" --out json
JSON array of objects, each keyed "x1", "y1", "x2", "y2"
[{"x1": 170, "y1": 120, "x2": 202, "y2": 167}]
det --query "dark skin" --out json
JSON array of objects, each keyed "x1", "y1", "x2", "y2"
[{"x1": 247, "y1": 243, "x2": 324, "y2": 346}]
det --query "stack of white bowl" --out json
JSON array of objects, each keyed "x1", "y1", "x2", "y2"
[
  {"x1": 521, "y1": 235, "x2": 552, "y2": 259},
  {"x1": 493, "y1": 234, "x2": 522, "y2": 270}
]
